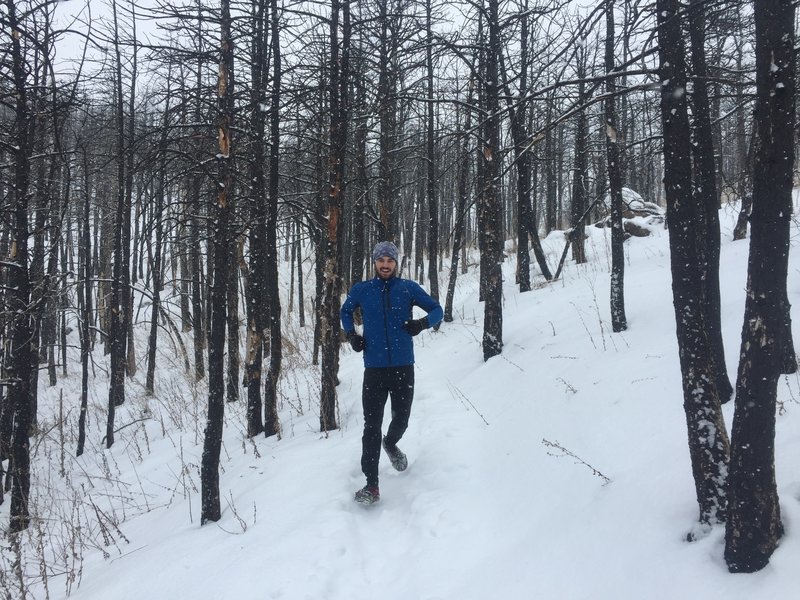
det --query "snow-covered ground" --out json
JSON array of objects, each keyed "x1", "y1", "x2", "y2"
[{"x1": 4, "y1": 201, "x2": 800, "y2": 600}]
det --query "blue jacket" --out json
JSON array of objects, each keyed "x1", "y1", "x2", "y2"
[{"x1": 341, "y1": 275, "x2": 444, "y2": 368}]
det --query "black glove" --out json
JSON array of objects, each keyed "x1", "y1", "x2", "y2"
[
  {"x1": 347, "y1": 331, "x2": 365, "y2": 352},
  {"x1": 403, "y1": 317, "x2": 429, "y2": 337}
]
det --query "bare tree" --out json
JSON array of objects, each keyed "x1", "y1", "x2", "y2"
[
  {"x1": 3, "y1": 0, "x2": 35, "y2": 532},
  {"x1": 319, "y1": 0, "x2": 350, "y2": 432},
  {"x1": 479, "y1": 0, "x2": 503, "y2": 361},
  {"x1": 688, "y1": 0, "x2": 731, "y2": 400},
  {"x1": 375, "y1": 0, "x2": 400, "y2": 241},
  {"x1": 263, "y1": 0, "x2": 283, "y2": 437},
  {"x1": 656, "y1": 0, "x2": 730, "y2": 530},
  {"x1": 500, "y1": 0, "x2": 536, "y2": 291},
  {"x1": 201, "y1": 0, "x2": 235, "y2": 524},
  {"x1": 725, "y1": 0, "x2": 795, "y2": 573},
  {"x1": 606, "y1": 0, "x2": 626, "y2": 333},
  {"x1": 146, "y1": 87, "x2": 173, "y2": 395},
  {"x1": 570, "y1": 35, "x2": 589, "y2": 266},
  {"x1": 424, "y1": 0, "x2": 440, "y2": 302},
  {"x1": 444, "y1": 74, "x2": 473, "y2": 322},
  {"x1": 76, "y1": 134, "x2": 93, "y2": 457},
  {"x1": 244, "y1": 0, "x2": 269, "y2": 438},
  {"x1": 107, "y1": 0, "x2": 133, "y2": 447}
]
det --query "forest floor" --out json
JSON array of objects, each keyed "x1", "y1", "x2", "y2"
[{"x1": 2, "y1": 201, "x2": 800, "y2": 600}]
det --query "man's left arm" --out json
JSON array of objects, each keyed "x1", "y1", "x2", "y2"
[{"x1": 403, "y1": 282, "x2": 444, "y2": 335}]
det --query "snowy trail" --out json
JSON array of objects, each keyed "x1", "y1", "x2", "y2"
[{"x1": 35, "y1": 209, "x2": 800, "y2": 600}]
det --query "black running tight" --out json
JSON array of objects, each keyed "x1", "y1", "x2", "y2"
[{"x1": 361, "y1": 365, "x2": 415, "y2": 487}]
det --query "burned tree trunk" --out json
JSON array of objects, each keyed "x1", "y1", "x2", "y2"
[
  {"x1": 444, "y1": 79, "x2": 473, "y2": 322},
  {"x1": 725, "y1": 0, "x2": 795, "y2": 573},
  {"x1": 689, "y1": 0, "x2": 732, "y2": 401},
  {"x1": 376, "y1": 0, "x2": 398, "y2": 241},
  {"x1": 107, "y1": 0, "x2": 131, "y2": 448},
  {"x1": 350, "y1": 56, "x2": 368, "y2": 288},
  {"x1": 499, "y1": 2, "x2": 535, "y2": 292},
  {"x1": 244, "y1": 0, "x2": 269, "y2": 438},
  {"x1": 424, "y1": 0, "x2": 439, "y2": 302},
  {"x1": 77, "y1": 145, "x2": 92, "y2": 457},
  {"x1": 263, "y1": 0, "x2": 283, "y2": 437},
  {"x1": 146, "y1": 98, "x2": 171, "y2": 396},
  {"x1": 226, "y1": 246, "x2": 240, "y2": 404},
  {"x1": 5, "y1": 0, "x2": 34, "y2": 532},
  {"x1": 656, "y1": 0, "x2": 729, "y2": 529},
  {"x1": 570, "y1": 45, "x2": 588, "y2": 266},
  {"x1": 320, "y1": 0, "x2": 350, "y2": 432},
  {"x1": 606, "y1": 0, "x2": 627, "y2": 333},
  {"x1": 201, "y1": 0, "x2": 235, "y2": 524},
  {"x1": 479, "y1": 0, "x2": 503, "y2": 361}
]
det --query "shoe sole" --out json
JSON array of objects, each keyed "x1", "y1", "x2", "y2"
[
  {"x1": 384, "y1": 448, "x2": 408, "y2": 471},
  {"x1": 389, "y1": 456, "x2": 407, "y2": 471},
  {"x1": 354, "y1": 496, "x2": 379, "y2": 505}
]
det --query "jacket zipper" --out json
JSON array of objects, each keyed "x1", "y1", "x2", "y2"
[{"x1": 382, "y1": 280, "x2": 393, "y2": 364}]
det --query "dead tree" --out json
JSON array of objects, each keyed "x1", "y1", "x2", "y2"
[
  {"x1": 201, "y1": 0, "x2": 235, "y2": 524},
  {"x1": 4, "y1": 0, "x2": 35, "y2": 532},
  {"x1": 688, "y1": 0, "x2": 732, "y2": 401},
  {"x1": 479, "y1": 0, "x2": 504, "y2": 361},
  {"x1": 424, "y1": 0, "x2": 440, "y2": 302},
  {"x1": 319, "y1": 0, "x2": 350, "y2": 432},
  {"x1": 107, "y1": 0, "x2": 132, "y2": 448},
  {"x1": 444, "y1": 76, "x2": 473, "y2": 322},
  {"x1": 656, "y1": 0, "x2": 730, "y2": 530},
  {"x1": 263, "y1": 0, "x2": 283, "y2": 437},
  {"x1": 244, "y1": 0, "x2": 269, "y2": 438},
  {"x1": 606, "y1": 0, "x2": 627, "y2": 332},
  {"x1": 725, "y1": 0, "x2": 795, "y2": 573}
]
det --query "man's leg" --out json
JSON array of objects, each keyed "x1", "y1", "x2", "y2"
[
  {"x1": 361, "y1": 368, "x2": 389, "y2": 487},
  {"x1": 385, "y1": 365, "x2": 415, "y2": 447}
]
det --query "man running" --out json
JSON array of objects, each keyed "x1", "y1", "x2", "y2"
[{"x1": 341, "y1": 241, "x2": 443, "y2": 504}]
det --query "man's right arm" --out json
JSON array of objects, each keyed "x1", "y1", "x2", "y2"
[
  {"x1": 340, "y1": 287, "x2": 358, "y2": 334},
  {"x1": 340, "y1": 286, "x2": 366, "y2": 352}
]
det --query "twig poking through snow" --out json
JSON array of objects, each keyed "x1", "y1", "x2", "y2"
[
  {"x1": 447, "y1": 381, "x2": 490, "y2": 426},
  {"x1": 542, "y1": 438, "x2": 611, "y2": 485}
]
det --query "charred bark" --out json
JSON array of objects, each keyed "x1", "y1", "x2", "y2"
[
  {"x1": 107, "y1": 1, "x2": 131, "y2": 451},
  {"x1": 444, "y1": 79, "x2": 473, "y2": 322},
  {"x1": 725, "y1": 0, "x2": 794, "y2": 572},
  {"x1": 480, "y1": 0, "x2": 503, "y2": 361},
  {"x1": 657, "y1": 0, "x2": 729, "y2": 528},
  {"x1": 5, "y1": 0, "x2": 34, "y2": 532},
  {"x1": 689, "y1": 0, "x2": 732, "y2": 401},
  {"x1": 425, "y1": 0, "x2": 439, "y2": 302},
  {"x1": 570, "y1": 46, "x2": 588, "y2": 266},
  {"x1": 201, "y1": 0, "x2": 235, "y2": 524},
  {"x1": 244, "y1": 0, "x2": 269, "y2": 438},
  {"x1": 320, "y1": 0, "x2": 350, "y2": 432},
  {"x1": 263, "y1": 0, "x2": 283, "y2": 437},
  {"x1": 146, "y1": 100, "x2": 171, "y2": 396},
  {"x1": 606, "y1": 0, "x2": 627, "y2": 333}
]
